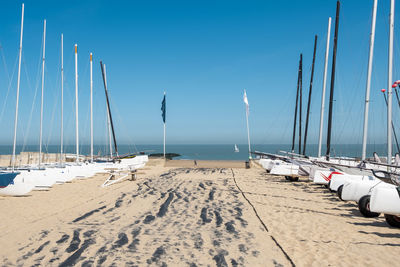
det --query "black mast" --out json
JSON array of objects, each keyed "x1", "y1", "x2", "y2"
[
  {"x1": 303, "y1": 35, "x2": 318, "y2": 155},
  {"x1": 326, "y1": 1, "x2": 340, "y2": 160},
  {"x1": 291, "y1": 54, "x2": 302, "y2": 153},
  {"x1": 100, "y1": 61, "x2": 118, "y2": 157},
  {"x1": 299, "y1": 54, "x2": 303, "y2": 154}
]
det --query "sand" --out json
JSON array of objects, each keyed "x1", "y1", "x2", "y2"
[{"x1": 0, "y1": 159, "x2": 399, "y2": 266}]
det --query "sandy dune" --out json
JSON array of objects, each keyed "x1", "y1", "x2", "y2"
[{"x1": 1, "y1": 159, "x2": 399, "y2": 266}]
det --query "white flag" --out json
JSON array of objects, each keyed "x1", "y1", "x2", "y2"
[{"x1": 243, "y1": 89, "x2": 249, "y2": 114}]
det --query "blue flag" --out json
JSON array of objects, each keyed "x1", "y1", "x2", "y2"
[{"x1": 161, "y1": 94, "x2": 166, "y2": 123}]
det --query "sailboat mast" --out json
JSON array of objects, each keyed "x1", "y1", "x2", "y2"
[
  {"x1": 39, "y1": 20, "x2": 46, "y2": 168},
  {"x1": 388, "y1": 0, "x2": 395, "y2": 164},
  {"x1": 100, "y1": 61, "x2": 118, "y2": 157},
  {"x1": 74, "y1": 44, "x2": 79, "y2": 162},
  {"x1": 102, "y1": 64, "x2": 113, "y2": 157},
  {"x1": 326, "y1": 1, "x2": 340, "y2": 161},
  {"x1": 303, "y1": 35, "x2": 318, "y2": 155},
  {"x1": 299, "y1": 55, "x2": 303, "y2": 154},
  {"x1": 361, "y1": 0, "x2": 377, "y2": 161},
  {"x1": 90, "y1": 53, "x2": 93, "y2": 163},
  {"x1": 291, "y1": 54, "x2": 302, "y2": 153},
  {"x1": 318, "y1": 17, "x2": 331, "y2": 158},
  {"x1": 11, "y1": 3, "x2": 24, "y2": 171},
  {"x1": 60, "y1": 34, "x2": 64, "y2": 164}
]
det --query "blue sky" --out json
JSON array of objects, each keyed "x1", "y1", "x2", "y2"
[{"x1": 0, "y1": 0, "x2": 399, "y2": 148}]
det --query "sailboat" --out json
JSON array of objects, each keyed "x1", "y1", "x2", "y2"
[
  {"x1": 234, "y1": 144, "x2": 239, "y2": 153},
  {"x1": 99, "y1": 61, "x2": 148, "y2": 169}
]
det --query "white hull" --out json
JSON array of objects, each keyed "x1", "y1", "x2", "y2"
[
  {"x1": 14, "y1": 170, "x2": 56, "y2": 189},
  {"x1": 329, "y1": 174, "x2": 374, "y2": 192},
  {"x1": 0, "y1": 155, "x2": 148, "y2": 196},
  {"x1": 270, "y1": 162, "x2": 299, "y2": 176},
  {"x1": 340, "y1": 178, "x2": 390, "y2": 202},
  {"x1": 370, "y1": 186, "x2": 400, "y2": 215},
  {"x1": 312, "y1": 168, "x2": 343, "y2": 185},
  {"x1": 0, "y1": 182, "x2": 34, "y2": 196},
  {"x1": 259, "y1": 159, "x2": 274, "y2": 171}
]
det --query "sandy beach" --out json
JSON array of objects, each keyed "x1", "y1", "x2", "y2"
[{"x1": 1, "y1": 159, "x2": 399, "y2": 266}]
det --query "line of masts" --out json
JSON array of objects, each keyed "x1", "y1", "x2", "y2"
[
  {"x1": 11, "y1": 3, "x2": 118, "y2": 170},
  {"x1": 294, "y1": 0, "x2": 396, "y2": 164}
]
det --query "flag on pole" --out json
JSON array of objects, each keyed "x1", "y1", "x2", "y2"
[
  {"x1": 161, "y1": 93, "x2": 166, "y2": 123},
  {"x1": 243, "y1": 89, "x2": 249, "y2": 114}
]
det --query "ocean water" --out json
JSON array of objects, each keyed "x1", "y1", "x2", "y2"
[{"x1": 0, "y1": 143, "x2": 393, "y2": 160}]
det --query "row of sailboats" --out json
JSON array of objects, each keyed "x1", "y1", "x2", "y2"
[
  {"x1": 255, "y1": 0, "x2": 400, "y2": 228},
  {"x1": 0, "y1": 4, "x2": 148, "y2": 196}
]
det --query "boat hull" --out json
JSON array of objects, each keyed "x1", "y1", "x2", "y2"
[
  {"x1": 341, "y1": 179, "x2": 390, "y2": 202},
  {"x1": 329, "y1": 174, "x2": 373, "y2": 192},
  {"x1": 370, "y1": 186, "x2": 400, "y2": 215}
]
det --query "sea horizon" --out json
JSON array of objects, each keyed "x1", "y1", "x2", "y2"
[{"x1": 0, "y1": 143, "x2": 395, "y2": 160}]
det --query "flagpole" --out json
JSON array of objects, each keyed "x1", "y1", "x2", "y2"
[
  {"x1": 163, "y1": 123, "x2": 166, "y2": 158},
  {"x1": 163, "y1": 91, "x2": 166, "y2": 159},
  {"x1": 161, "y1": 91, "x2": 166, "y2": 159},
  {"x1": 244, "y1": 90, "x2": 251, "y2": 159},
  {"x1": 246, "y1": 110, "x2": 251, "y2": 159}
]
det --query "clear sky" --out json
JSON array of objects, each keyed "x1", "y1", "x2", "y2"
[{"x1": 0, "y1": 0, "x2": 399, "y2": 147}]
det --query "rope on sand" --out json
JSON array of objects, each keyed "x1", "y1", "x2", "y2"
[{"x1": 230, "y1": 169, "x2": 296, "y2": 267}]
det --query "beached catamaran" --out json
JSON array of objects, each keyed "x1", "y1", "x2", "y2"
[{"x1": 255, "y1": 0, "x2": 400, "y2": 228}]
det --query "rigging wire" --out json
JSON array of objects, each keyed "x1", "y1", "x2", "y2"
[
  {"x1": 20, "y1": 36, "x2": 44, "y2": 153},
  {"x1": 0, "y1": 49, "x2": 18, "y2": 124}
]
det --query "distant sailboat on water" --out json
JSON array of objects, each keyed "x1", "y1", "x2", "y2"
[{"x1": 234, "y1": 144, "x2": 239, "y2": 153}]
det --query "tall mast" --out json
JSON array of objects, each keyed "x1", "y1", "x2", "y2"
[
  {"x1": 291, "y1": 54, "x2": 302, "y2": 153},
  {"x1": 90, "y1": 53, "x2": 93, "y2": 162},
  {"x1": 100, "y1": 61, "x2": 118, "y2": 157},
  {"x1": 361, "y1": 0, "x2": 378, "y2": 161},
  {"x1": 318, "y1": 17, "x2": 332, "y2": 158},
  {"x1": 74, "y1": 44, "x2": 79, "y2": 163},
  {"x1": 11, "y1": 3, "x2": 24, "y2": 171},
  {"x1": 299, "y1": 55, "x2": 303, "y2": 154},
  {"x1": 103, "y1": 63, "x2": 112, "y2": 157},
  {"x1": 388, "y1": 0, "x2": 394, "y2": 164},
  {"x1": 60, "y1": 34, "x2": 64, "y2": 164},
  {"x1": 326, "y1": 1, "x2": 340, "y2": 160},
  {"x1": 303, "y1": 35, "x2": 318, "y2": 155},
  {"x1": 39, "y1": 20, "x2": 46, "y2": 168}
]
